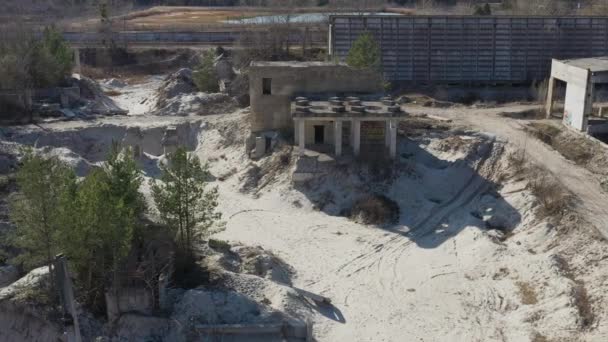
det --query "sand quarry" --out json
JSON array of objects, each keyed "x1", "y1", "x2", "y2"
[{"x1": 2, "y1": 75, "x2": 608, "y2": 342}]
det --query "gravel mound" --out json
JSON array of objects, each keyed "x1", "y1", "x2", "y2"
[{"x1": 152, "y1": 68, "x2": 237, "y2": 116}]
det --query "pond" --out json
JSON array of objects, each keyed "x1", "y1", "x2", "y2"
[{"x1": 223, "y1": 12, "x2": 401, "y2": 25}]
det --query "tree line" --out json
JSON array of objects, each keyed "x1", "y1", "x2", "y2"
[
  {"x1": 0, "y1": 26, "x2": 73, "y2": 91},
  {"x1": 6, "y1": 145, "x2": 221, "y2": 314}
]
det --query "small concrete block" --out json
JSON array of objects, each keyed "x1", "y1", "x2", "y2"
[
  {"x1": 317, "y1": 153, "x2": 336, "y2": 164},
  {"x1": 296, "y1": 99, "x2": 310, "y2": 106},
  {"x1": 351, "y1": 106, "x2": 365, "y2": 113},
  {"x1": 254, "y1": 137, "x2": 266, "y2": 159},
  {"x1": 295, "y1": 156, "x2": 317, "y2": 173},
  {"x1": 296, "y1": 106, "x2": 310, "y2": 113},
  {"x1": 303, "y1": 150, "x2": 320, "y2": 158}
]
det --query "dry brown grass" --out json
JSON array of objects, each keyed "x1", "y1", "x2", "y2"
[
  {"x1": 104, "y1": 89, "x2": 122, "y2": 97},
  {"x1": 528, "y1": 173, "x2": 572, "y2": 218},
  {"x1": 572, "y1": 282, "x2": 594, "y2": 329},
  {"x1": 531, "y1": 332, "x2": 549, "y2": 342},
  {"x1": 517, "y1": 281, "x2": 538, "y2": 305},
  {"x1": 525, "y1": 122, "x2": 562, "y2": 145}
]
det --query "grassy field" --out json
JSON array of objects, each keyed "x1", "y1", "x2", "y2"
[{"x1": 66, "y1": 6, "x2": 348, "y2": 32}]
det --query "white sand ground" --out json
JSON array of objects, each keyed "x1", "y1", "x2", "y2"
[
  {"x1": 196, "y1": 115, "x2": 608, "y2": 342},
  {"x1": 3, "y1": 78, "x2": 608, "y2": 342}
]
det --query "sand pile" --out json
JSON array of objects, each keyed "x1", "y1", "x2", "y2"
[
  {"x1": 152, "y1": 68, "x2": 237, "y2": 116},
  {"x1": 76, "y1": 76, "x2": 128, "y2": 116}
]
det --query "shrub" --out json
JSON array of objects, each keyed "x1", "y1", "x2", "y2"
[
  {"x1": 528, "y1": 174, "x2": 571, "y2": 217},
  {"x1": 209, "y1": 238, "x2": 231, "y2": 252},
  {"x1": 573, "y1": 282, "x2": 594, "y2": 328},
  {"x1": 474, "y1": 3, "x2": 492, "y2": 15},
  {"x1": 193, "y1": 50, "x2": 219, "y2": 93},
  {"x1": 349, "y1": 194, "x2": 400, "y2": 225}
]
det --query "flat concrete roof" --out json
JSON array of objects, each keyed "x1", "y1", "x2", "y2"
[
  {"x1": 250, "y1": 61, "x2": 347, "y2": 68},
  {"x1": 293, "y1": 100, "x2": 408, "y2": 119},
  {"x1": 560, "y1": 57, "x2": 608, "y2": 73}
]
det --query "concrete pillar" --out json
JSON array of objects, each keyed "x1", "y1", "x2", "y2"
[
  {"x1": 389, "y1": 120, "x2": 397, "y2": 159},
  {"x1": 74, "y1": 49, "x2": 81, "y2": 75},
  {"x1": 545, "y1": 76, "x2": 555, "y2": 118},
  {"x1": 254, "y1": 136, "x2": 265, "y2": 159},
  {"x1": 385, "y1": 120, "x2": 390, "y2": 147},
  {"x1": 353, "y1": 119, "x2": 361, "y2": 156},
  {"x1": 294, "y1": 121, "x2": 300, "y2": 146},
  {"x1": 298, "y1": 119, "x2": 306, "y2": 154},
  {"x1": 334, "y1": 120, "x2": 342, "y2": 156}
]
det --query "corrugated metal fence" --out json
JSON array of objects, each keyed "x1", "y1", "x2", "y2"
[{"x1": 330, "y1": 15, "x2": 608, "y2": 83}]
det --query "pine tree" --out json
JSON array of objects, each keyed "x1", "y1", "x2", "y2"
[
  {"x1": 9, "y1": 150, "x2": 76, "y2": 295},
  {"x1": 346, "y1": 31, "x2": 382, "y2": 71},
  {"x1": 193, "y1": 50, "x2": 220, "y2": 93},
  {"x1": 151, "y1": 147, "x2": 221, "y2": 263},
  {"x1": 60, "y1": 145, "x2": 144, "y2": 311}
]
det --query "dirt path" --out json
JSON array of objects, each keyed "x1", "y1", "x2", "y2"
[{"x1": 405, "y1": 104, "x2": 608, "y2": 237}]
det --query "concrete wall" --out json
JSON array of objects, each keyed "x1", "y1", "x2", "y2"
[
  {"x1": 303, "y1": 120, "x2": 335, "y2": 145},
  {"x1": 331, "y1": 15, "x2": 608, "y2": 83},
  {"x1": 61, "y1": 30, "x2": 326, "y2": 47},
  {"x1": 551, "y1": 59, "x2": 592, "y2": 131},
  {"x1": 249, "y1": 62, "x2": 383, "y2": 132}
]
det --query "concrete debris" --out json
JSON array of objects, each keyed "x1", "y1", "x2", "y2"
[{"x1": 153, "y1": 92, "x2": 237, "y2": 116}]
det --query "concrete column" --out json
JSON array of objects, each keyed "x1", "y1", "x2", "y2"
[
  {"x1": 385, "y1": 120, "x2": 391, "y2": 147},
  {"x1": 353, "y1": 119, "x2": 361, "y2": 157},
  {"x1": 545, "y1": 76, "x2": 555, "y2": 118},
  {"x1": 334, "y1": 120, "x2": 342, "y2": 156},
  {"x1": 298, "y1": 119, "x2": 306, "y2": 154},
  {"x1": 74, "y1": 48, "x2": 81, "y2": 75},
  {"x1": 294, "y1": 120, "x2": 299, "y2": 146},
  {"x1": 389, "y1": 120, "x2": 397, "y2": 159}
]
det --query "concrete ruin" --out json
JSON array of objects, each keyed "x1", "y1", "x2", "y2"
[
  {"x1": 546, "y1": 57, "x2": 608, "y2": 136},
  {"x1": 248, "y1": 61, "x2": 385, "y2": 158},
  {"x1": 293, "y1": 96, "x2": 407, "y2": 159},
  {"x1": 248, "y1": 62, "x2": 383, "y2": 133}
]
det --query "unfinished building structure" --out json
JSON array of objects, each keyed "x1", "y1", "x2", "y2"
[
  {"x1": 248, "y1": 61, "x2": 394, "y2": 158},
  {"x1": 546, "y1": 57, "x2": 608, "y2": 137},
  {"x1": 293, "y1": 96, "x2": 407, "y2": 159}
]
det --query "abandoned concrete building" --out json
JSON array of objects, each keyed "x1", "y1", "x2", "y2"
[
  {"x1": 546, "y1": 57, "x2": 608, "y2": 139},
  {"x1": 248, "y1": 61, "x2": 407, "y2": 159}
]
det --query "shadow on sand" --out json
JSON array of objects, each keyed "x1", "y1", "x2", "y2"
[{"x1": 295, "y1": 133, "x2": 522, "y2": 249}]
